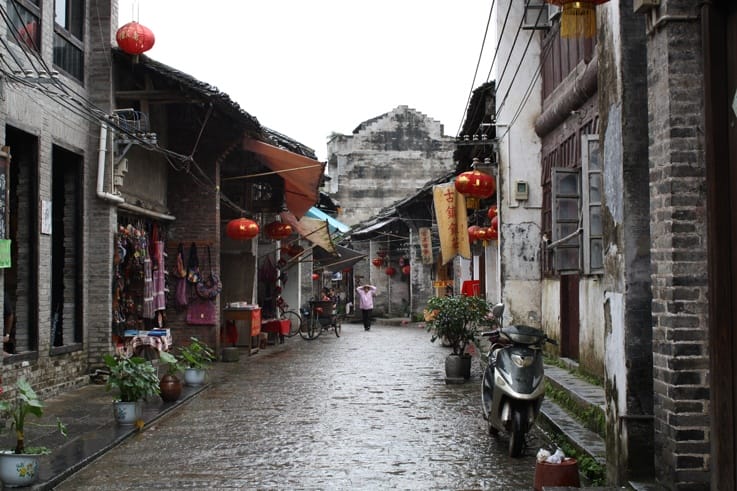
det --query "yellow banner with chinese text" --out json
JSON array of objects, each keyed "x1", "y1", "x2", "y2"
[{"x1": 433, "y1": 182, "x2": 471, "y2": 265}]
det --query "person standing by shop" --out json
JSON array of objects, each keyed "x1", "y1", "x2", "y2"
[{"x1": 356, "y1": 284, "x2": 377, "y2": 331}]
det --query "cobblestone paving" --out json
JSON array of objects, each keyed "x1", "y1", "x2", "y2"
[{"x1": 56, "y1": 323, "x2": 544, "y2": 490}]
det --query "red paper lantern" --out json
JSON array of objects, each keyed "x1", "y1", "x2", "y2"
[
  {"x1": 488, "y1": 227, "x2": 499, "y2": 241},
  {"x1": 468, "y1": 225, "x2": 481, "y2": 243},
  {"x1": 116, "y1": 21, "x2": 155, "y2": 55},
  {"x1": 264, "y1": 221, "x2": 293, "y2": 241},
  {"x1": 226, "y1": 218, "x2": 259, "y2": 240},
  {"x1": 401, "y1": 265, "x2": 411, "y2": 276},
  {"x1": 372, "y1": 257, "x2": 384, "y2": 267},
  {"x1": 487, "y1": 205, "x2": 498, "y2": 221},
  {"x1": 490, "y1": 215, "x2": 499, "y2": 233},
  {"x1": 476, "y1": 227, "x2": 491, "y2": 242},
  {"x1": 455, "y1": 168, "x2": 496, "y2": 209},
  {"x1": 311, "y1": 273, "x2": 320, "y2": 280},
  {"x1": 545, "y1": 1, "x2": 610, "y2": 38},
  {"x1": 385, "y1": 267, "x2": 396, "y2": 276}
]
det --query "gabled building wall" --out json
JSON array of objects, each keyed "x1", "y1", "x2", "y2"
[{"x1": 326, "y1": 106, "x2": 455, "y2": 227}]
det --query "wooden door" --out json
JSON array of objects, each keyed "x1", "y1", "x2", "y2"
[{"x1": 559, "y1": 274, "x2": 579, "y2": 360}]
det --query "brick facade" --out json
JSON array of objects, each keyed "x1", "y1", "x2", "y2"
[{"x1": 646, "y1": 1, "x2": 710, "y2": 488}]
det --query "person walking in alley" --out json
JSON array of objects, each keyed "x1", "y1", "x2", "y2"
[{"x1": 356, "y1": 284, "x2": 377, "y2": 331}]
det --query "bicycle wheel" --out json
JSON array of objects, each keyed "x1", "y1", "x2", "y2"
[{"x1": 283, "y1": 310, "x2": 302, "y2": 337}]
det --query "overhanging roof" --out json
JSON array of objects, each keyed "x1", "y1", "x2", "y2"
[
  {"x1": 243, "y1": 138, "x2": 325, "y2": 219},
  {"x1": 313, "y1": 245, "x2": 366, "y2": 271}
]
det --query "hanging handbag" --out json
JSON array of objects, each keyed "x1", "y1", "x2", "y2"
[
  {"x1": 186, "y1": 242, "x2": 201, "y2": 284},
  {"x1": 186, "y1": 298, "x2": 216, "y2": 325},
  {"x1": 196, "y1": 246, "x2": 222, "y2": 300}
]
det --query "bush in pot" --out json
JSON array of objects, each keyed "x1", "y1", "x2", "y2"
[
  {"x1": 158, "y1": 351, "x2": 185, "y2": 402},
  {"x1": 178, "y1": 337, "x2": 215, "y2": 386},
  {"x1": 103, "y1": 354, "x2": 160, "y2": 425},
  {"x1": 425, "y1": 294, "x2": 491, "y2": 382},
  {"x1": 0, "y1": 378, "x2": 67, "y2": 487}
]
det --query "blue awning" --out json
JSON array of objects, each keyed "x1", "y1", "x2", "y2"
[{"x1": 305, "y1": 207, "x2": 351, "y2": 235}]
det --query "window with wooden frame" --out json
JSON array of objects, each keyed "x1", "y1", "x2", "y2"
[
  {"x1": 551, "y1": 168, "x2": 581, "y2": 274},
  {"x1": 53, "y1": 0, "x2": 84, "y2": 82},
  {"x1": 581, "y1": 135, "x2": 602, "y2": 274},
  {"x1": 8, "y1": 0, "x2": 41, "y2": 51}
]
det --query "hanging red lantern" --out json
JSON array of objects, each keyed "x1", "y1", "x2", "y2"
[
  {"x1": 476, "y1": 227, "x2": 491, "y2": 242},
  {"x1": 116, "y1": 21, "x2": 155, "y2": 55},
  {"x1": 385, "y1": 266, "x2": 396, "y2": 276},
  {"x1": 487, "y1": 205, "x2": 498, "y2": 221},
  {"x1": 490, "y1": 215, "x2": 499, "y2": 233},
  {"x1": 264, "y1": 221, "x2": 293, "y2": 241},
  {"x1": 226, "y1": 218, "x2": 259, "y2": 240},
  {"x1": 372, "y1": 257, "x2": 384, "y2": 268},
  {"x1": 468, "y1": 225, "x2": 481, "y2": 243},
  {"x1": 401, "y1": 265, "x2": 411, "y2": 276},
  {"x1": 455, "y1": 161, "x2": 496, "y2": 209},
  {"x1": 311, "y1": 273, "x2": 320, "y2": 280},
  {"x1": 544, "y1": 1, "x2": 610, "y2": 38},
  {"x1": 488, "y1": 226, "x2": 499, "y2": 241}
]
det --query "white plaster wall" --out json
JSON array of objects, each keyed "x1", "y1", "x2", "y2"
[
  {"x1": 604, "y1": 291, "x2": 627, "y2": 414},
  {"x1": 579, "y1": 276, "x2": 606, "y2": 376},
  {"x1": 541, "y1": 278, "x2": 561, "y2": 338}
]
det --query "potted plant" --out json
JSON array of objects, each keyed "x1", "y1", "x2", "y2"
[
  {"x1": 178, "y1": 337, "x2": 215, "y2": 386},
  {"x1": 425, "y1": 294, "x2": 491, "y2": 383},
  {"x1": 103, "y1": 354, "x2": 161, "y2": 425},
  {"x1": 0, "y1": 378, "x2": 67, "y2": 487},
  {"x1": 158, "y1": 351, "x2": 185, "y2": 402}
]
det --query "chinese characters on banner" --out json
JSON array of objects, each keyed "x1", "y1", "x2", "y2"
[
  {"x1": 432, "y1": 182, "x2": 471, "y2": 265},
  {"x1": 418, "y1": 227, "x2": 433, "y2": 264}
]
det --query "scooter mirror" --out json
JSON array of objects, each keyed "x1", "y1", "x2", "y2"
[{"x1": 491, "y1": 303, "x2": 504, "y2": 319}]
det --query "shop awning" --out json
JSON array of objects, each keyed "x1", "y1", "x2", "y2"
[
  {"x1": 243, "y1": 138, "x2": 325, "y2": 218},
  {"x1": 280, "y1": 211, "x2": 335, "y2": 254},
  {"x1": 305, "y1": 207, "x2": 351, "y2": 235},
  {"x1": 313, "y1": 245, "x2": 366, "y2": 271}
]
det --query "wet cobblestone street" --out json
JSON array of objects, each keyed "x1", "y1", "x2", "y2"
[{"x1": 57, "y1": 322, "x2": 544, "y2": 490}]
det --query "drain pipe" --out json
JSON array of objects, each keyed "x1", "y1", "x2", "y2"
[{"x1": 97, "y1": 124, "x2": 124, "y2": 204}]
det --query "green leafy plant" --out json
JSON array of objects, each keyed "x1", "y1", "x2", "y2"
[
  {"x1": 0, "y1": 378, "x2": 67, "y2": 454},
  {"x1": 103, "y1": 354, "x2": 160, "y2": 403},
  {"x1": 158, "y1": 351, "x2": 185, "y2": 376},
  {"x1": 178, "y1": 337, "x2": 215, "y2": 370},
  {"x1": 424, "y1": 294, "x2": 491, "y2": 355}
]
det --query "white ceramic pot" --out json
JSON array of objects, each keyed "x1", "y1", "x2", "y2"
[
  {"x1": 0, "y1": 451, "x2": 40, "y2": 487},
  {"x1": 183, "y1": 368, "x2": 206, "y2": 386},
  {"x1": 113, "y1": 400, "x2": 142, "y2": 425}
]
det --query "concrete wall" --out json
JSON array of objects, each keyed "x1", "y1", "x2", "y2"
[{"x1": 326, "y1": 106, "x2": 455, "y2": 226}]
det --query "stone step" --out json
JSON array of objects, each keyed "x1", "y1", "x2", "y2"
[{"x1": 544, "y1": 362, "x2": 607, "y2": 437}]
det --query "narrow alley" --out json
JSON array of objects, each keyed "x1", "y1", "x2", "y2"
[{"x1": 56, "y1": 322, "x2": 545, "y2": 490}]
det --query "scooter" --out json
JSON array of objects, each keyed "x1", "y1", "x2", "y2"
[{"x1": 480, "y1": 303, "x2": 557, "y2": 457}]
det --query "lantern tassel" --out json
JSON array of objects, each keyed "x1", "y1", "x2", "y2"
[{"x1": 560, "y1": 2, "x2": 597, "y2": 38}]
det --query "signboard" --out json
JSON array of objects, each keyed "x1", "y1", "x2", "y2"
[
  {"x1": 432, "y1": 182, "x2": 471, "y2": 265},
  {"x1": 419, "y1": 227, "x2": 433, "y2": 264}
]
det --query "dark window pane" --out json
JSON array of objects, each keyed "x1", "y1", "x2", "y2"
[
  {"x1": 556, "y1": 198, "x2": 579, "y2": 220},
  {"x1": 53, "y1": 33, "x2": 84, "y2": 81},
  {"x1": 590, "y1": 239, "x2": 603, "y2": 270},
  {"x1": 588, "y1": 140, "x2": 600, "y2": 170},
  {"x1": 589, "y1": 173, "x2": 601, "y2": 202},
  {"x1": 8, "y1": 1, "x2": 40, "y2": 51},
  {"x1": 589, "y1": 205, "x2": 602, "y2": 235}
]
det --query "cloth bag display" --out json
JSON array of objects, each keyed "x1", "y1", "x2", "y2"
[{"x1": 186, "y1": 298, "x2": 216, "y2": 325}]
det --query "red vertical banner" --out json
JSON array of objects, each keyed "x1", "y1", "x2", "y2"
[{"x1": 433, "y1": 182, "x2": 471, "y2": 265}]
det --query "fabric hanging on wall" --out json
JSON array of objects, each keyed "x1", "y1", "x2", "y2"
[
  {"x1": 152, "y1": 240, "x2": 166, "y2": 311},
  {"x1": 142, "y1": 256, "x2": 154, "y2": 319}
]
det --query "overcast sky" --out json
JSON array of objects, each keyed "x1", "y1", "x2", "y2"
[{"x1": 117, "y1": 1, "x2": 494, "y2": 161}]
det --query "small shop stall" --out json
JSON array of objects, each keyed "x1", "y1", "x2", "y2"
[{"x1": 222, "y1": 303, "x2": 261, "y2": 355}]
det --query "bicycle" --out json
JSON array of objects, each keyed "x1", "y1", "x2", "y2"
[
  {"x1": 300, "y1": 300, "x2": 341, "y2": 340},
  {"x1": 276, "y1": 297, "x2": 303, "y2": 338}
]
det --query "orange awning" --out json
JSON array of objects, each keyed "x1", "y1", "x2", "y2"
[{"x1": 242, "y1": 138, "x2": 325, "y2": 218}]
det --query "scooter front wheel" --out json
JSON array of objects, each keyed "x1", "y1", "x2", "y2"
[
  {"x1": 509, "y1": 408, "x2": 526, "y2": 457},
  {"x1": 481, "y1": 364, "x2": 494, "y2": 421}
]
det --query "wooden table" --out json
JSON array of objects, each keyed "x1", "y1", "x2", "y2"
[{"x1": 223, "y1": 307, "x2": 261, "y2": 355}]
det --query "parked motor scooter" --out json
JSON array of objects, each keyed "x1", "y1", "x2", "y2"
[{"x1": 480, "y1": 303, "x2": 557, "y2": 457}]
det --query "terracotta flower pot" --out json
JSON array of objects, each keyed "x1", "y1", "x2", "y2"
[{"x1": 159, "y1": 374, "x2": 182, "y2": 402}]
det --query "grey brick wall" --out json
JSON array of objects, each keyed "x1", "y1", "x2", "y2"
[{"x1": 647, "y1": 1, "x2": 710, "y2": 488}]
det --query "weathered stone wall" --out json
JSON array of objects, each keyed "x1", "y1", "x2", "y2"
[
  {"x1": 326, "y1": 106, "x2": 455, "y2": 227},
  {"x1": 645, "y1": 1, "x2": 710, "y2": 488}
]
